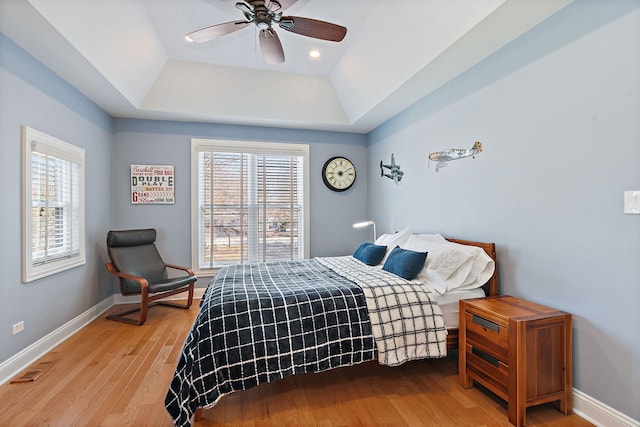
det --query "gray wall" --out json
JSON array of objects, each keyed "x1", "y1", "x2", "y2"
[
  {"x1": 112, "y1": 118, "x2": 368, "y2": 282},
  {"x1": 367, "y1": 1, "x2": 639, "y2": 419},
  {"x1": 0, "y1": 34, "x2": 114, "y2": 363}
]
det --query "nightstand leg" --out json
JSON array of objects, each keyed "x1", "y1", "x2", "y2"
[
  {"x1": 508, "y1": 401, "x2": 526, "y2": 427},
  {"x1": 458, "y1": 347, "x2": 473, "y2": 388},
  {"x1": 559, "y1": 314, "x2": 573, "y2": 415},
  {"x1": 460, "y1": 373, "x2": 473, "y2": 388},
  {"x1": 458, "y1": 307, "x2": 474, "y2": 388},
  {"x1": 509, "y1": 320, "x2": 527, "y2": 427}
]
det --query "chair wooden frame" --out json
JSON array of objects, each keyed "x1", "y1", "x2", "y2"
[{"x1": 105, "y1": 262, "x2": 195, "y2": 326}]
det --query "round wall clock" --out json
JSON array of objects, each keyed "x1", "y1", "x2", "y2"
[{"x1": 322, "y1": 156, "x2": 356, "y2": 192}]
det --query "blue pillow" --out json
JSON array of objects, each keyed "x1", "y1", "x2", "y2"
[
  {"x1": 353, "y1": 242, "x2": 387, "y2": 266},
  {"x1": 382, "y1": 246, "x2": 428, "y2": 280}
]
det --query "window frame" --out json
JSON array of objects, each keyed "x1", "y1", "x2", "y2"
[
  {"x1": 22, "y1": 126, "x2": 86, "y2": 282},
  {"x1": 191, "y1": 138, "x2": 310, "y2": 276}
]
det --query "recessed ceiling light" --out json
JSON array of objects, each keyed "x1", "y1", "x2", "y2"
[{"x1": 309, "y1": 50, "x2": 320, "y2": 59}]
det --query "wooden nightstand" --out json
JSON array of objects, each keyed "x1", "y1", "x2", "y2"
[{"x1": 459, "y1": 295, "x2": 572, "y2": 427}]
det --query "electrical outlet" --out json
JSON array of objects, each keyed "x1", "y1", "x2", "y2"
[
  {"x1": 624, "y1": 191, "x2": 640, "y2": 214},
  {"x1": 12, "y1": 321, "x2": 24, "y2": 335}
]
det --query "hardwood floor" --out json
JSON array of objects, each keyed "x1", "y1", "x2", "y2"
[{"x1": 0, "y1": 301, "x2": 593, "y2": 427}]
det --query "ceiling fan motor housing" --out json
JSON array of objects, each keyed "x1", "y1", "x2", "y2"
[{"x1": 243, "y1": 0, "x2": 281, "y2": 29}]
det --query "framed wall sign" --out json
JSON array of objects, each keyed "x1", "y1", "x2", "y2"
[{"x1": 130, "y1": 164, "x2": 175, "y2": 204}]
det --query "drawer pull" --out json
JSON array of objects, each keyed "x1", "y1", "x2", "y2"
[
  {"x1": 472, "y1": 315, "x2": 499, "y2": 332},
  {"x1": 472, "y1": 347, "x2": 500, "y2": 367}
]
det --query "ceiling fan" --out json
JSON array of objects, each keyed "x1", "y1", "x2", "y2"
[{"x1": 185, "y1": 0, "x2": 347, "y2": 64}]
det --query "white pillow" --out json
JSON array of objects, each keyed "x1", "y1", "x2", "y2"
[
  {"x1": 375, "y1": 227, "x2": 412, "y2": 263},
  {"x1": 402, "y1": 234, "x2": 474, "y2": 293},
  {"x1": 416, "y1": 268, "x2": 448, "y2": 295},
  {"x1": 447, "y1": 241, "x2": 495, "y2": 290},
  {"x1": 425, "y1": 245, "x2": 474, "y2": 291},
  {"x1": 401, "y1": 233, "x2": 447, "y2": 251},
  {"x1": 375, "y1": 226, "x2": 412, "y2": 246}
]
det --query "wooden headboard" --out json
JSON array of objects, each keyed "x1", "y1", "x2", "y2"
[{"x1": 445, "y1": 237, "x2": 499, "y2": 296}]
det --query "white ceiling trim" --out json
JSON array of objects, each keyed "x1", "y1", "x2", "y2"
[
  {"x1": 141, "y1": 60, "x2": 350, "y2": 128},
  {"x1": 0, "y1": 0, "x2": 574, "y2": 133},
  {"x1": 29, "y1": 0, "x2": 168, "y2": 107}
]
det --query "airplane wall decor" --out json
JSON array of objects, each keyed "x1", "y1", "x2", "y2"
[
  {"x1": 380, "y1": 154, "x2": 404, "y2": 184},
  {"x1": 428, "y1": 141, "x2": 483, "y2": 172}
]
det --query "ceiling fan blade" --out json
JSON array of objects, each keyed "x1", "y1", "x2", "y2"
[
  {"x1": 264, "y1": 0, "x2": 297, "y2": 13},
  {"x1": 185, "y1": 21, "x2": 250, "y2": 43},
  {"x1": 279, "y1": 16, "x2": 347, "y2": 42},
  {"x1": 259, "y1": 28, "x2": 285, "y2": 64}
]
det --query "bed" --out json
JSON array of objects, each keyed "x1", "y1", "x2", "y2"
[{"x1": 165, "y1": 232, "x2": 498, "y2": 426}]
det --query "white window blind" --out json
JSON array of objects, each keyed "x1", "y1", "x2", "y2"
[
  {"x1": 23, "y1": 127, "x2": 85, "y2": 282},
  {"x1": 192, "y1": 139, "x2": 309, "y2": 271}
]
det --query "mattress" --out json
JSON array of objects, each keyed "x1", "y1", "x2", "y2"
[{"x1": 435, "y1": 288, "x2": 485, "y2": 329}]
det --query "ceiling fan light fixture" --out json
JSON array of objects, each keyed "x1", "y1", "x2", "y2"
[
  {"x1": 235, "y1": 2, "x2": 252, "y2": 14},
  {"x1": 279, "y1": 18, "x2": 294, "y2": 30},
  {"x1": 265, "y1": 0, "x2": 282, "y2": 12}
]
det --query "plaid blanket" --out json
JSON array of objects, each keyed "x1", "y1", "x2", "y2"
[
  {"x1": 317, "y1": 256, "x2": 447, "y2": 366},
  {"x1": 165, "y1": 257, "x2": 446, "y2": 426},
  {"x1": 165, "y1": 259, "x2": 375, "y2": 426}
]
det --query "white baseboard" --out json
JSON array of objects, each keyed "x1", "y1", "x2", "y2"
[
  {"x1": 0, "y1": 289, "x2": 207, "y2": 386},
  {"x1": 573, "y1": 388, "x2": 639, "y2": 427},
  {"x1": 1, "y1": 291, "x2": 637, "y2": 427},
  {"x1": 0, "y1": 296, "x2": 114, "y2": 385}
]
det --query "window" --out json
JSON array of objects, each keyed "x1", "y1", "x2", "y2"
[
  {"x1": 22, "y1": 126, "x2": 85, "y2": 282},
  {"x1": 192, "y1": 138, "x2": 309, "y2": 272}
]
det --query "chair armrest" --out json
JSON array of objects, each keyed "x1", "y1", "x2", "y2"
[
  {"x1": 164, "y1": 263, "x2": 196, "y2": 277},
  {"x1": 105, "y1": 262, "x2": 149, "y2": 289}
]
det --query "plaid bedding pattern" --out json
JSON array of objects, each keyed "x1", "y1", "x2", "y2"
[
  {"x1": 165, "y1": 259, "x2": 376, "y2": 427},
  {"x1": 317, "y1": 256, "x2": 447, "y2": 366}
]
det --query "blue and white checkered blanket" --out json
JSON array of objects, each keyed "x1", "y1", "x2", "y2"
[{"x1": 165, "y1": 257, "x2": 446, "y2": 426}]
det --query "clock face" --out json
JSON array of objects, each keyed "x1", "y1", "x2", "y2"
[{"x1": 322, "y1": 156, "x2": 356, "y2": 192}]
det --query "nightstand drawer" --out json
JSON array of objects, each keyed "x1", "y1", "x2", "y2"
[
  {"x1": 465, "y1": 343, "x2": 509, "y2": 399},
  {"x1": 465, "y1": 312, "x2": 508, "y2": 360}
]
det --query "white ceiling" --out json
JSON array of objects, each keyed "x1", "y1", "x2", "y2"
[{"x1": 0, "y1": 0, "x2": 573, "y2": 133}]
